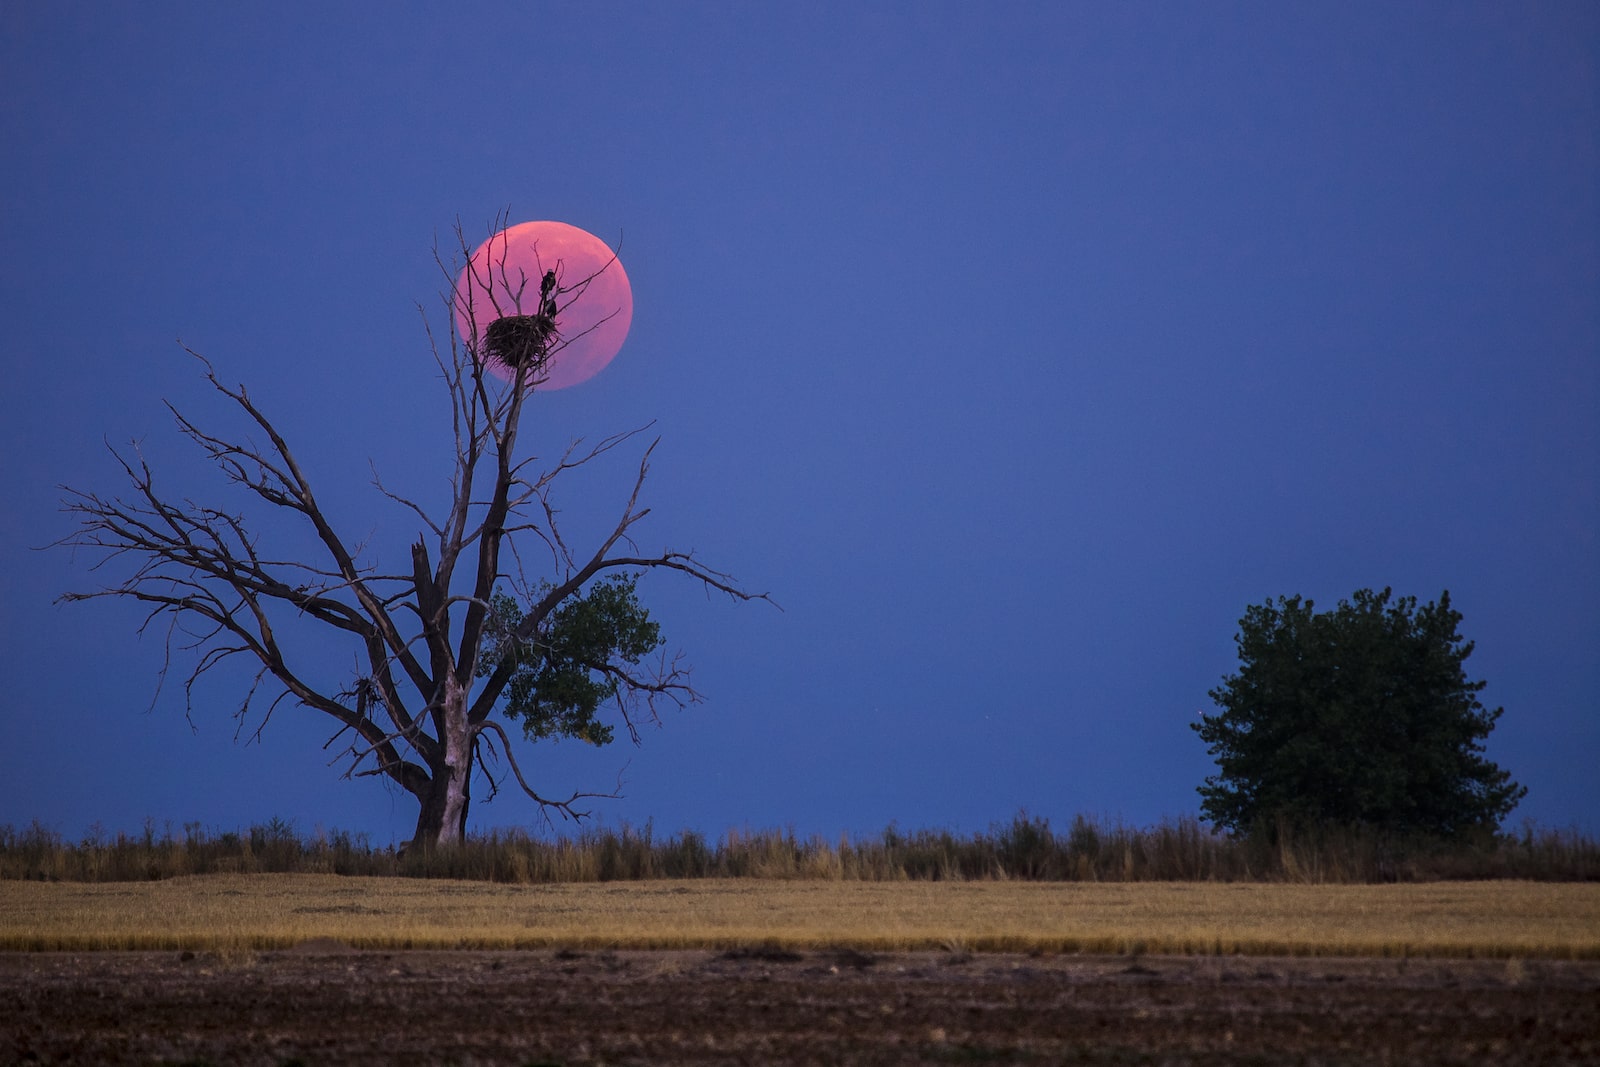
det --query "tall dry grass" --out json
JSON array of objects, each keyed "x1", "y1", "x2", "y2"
[{"x1": 3, "y1": 814, "x2": 1594, "y2": 885}]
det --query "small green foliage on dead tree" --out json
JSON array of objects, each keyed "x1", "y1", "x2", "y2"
[{"x1": 478, "y1": 575, "x2": 664, "y2": 748}]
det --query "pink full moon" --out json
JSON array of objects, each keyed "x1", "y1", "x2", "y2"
[{"x1": 452, "y1": 220, "x2": 633, "y2": 390}]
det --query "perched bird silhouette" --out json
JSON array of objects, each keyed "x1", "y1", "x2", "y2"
[{"x1": 539, "y1": 270, "x2": 558, "y2": 318}]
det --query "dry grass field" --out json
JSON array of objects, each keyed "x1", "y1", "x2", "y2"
[{"x1": 3, "y1": 873, "x2": 1596, "y2": 958}]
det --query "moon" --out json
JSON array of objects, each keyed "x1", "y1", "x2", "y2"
[{"x1": 452, "y1": 221, "x2": 633, "y2": 390}]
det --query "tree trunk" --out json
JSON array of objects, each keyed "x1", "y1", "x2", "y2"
[
  {"x1": 410, "y1": 679, "x2": 474, "y2": 847},
  {"x1": 411, "y1": 756, "x2": 472, "y2": 847}
]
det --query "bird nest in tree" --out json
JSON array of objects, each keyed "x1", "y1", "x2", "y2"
[{"x1": 483, "y1": 314, "x2": 558, "y2": 370}]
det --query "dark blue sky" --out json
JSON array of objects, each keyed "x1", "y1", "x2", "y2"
[{"x1": 3, "y1": 3, "x2": 1595, "y2": 843}]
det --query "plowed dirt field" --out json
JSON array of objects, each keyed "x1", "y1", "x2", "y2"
[{"x1": 3, "y1": 947, "x2": 1595, "y2": 1065}]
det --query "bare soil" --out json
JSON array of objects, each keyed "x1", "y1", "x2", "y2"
[{"x1": 2, "y1": 947, "x2": 1595, "y2": 1065}]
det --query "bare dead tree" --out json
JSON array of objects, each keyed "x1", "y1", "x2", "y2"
[{"x1": 57, "y1": 218, "x2": 768, "y2": 847}]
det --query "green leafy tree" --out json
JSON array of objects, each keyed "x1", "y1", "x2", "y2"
[{"x1": 1193, "y1": 588, "x2": 1525, "y2": 840}]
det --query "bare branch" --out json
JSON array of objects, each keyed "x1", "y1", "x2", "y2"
[{"x1": 476, "y1": 719, "x2": 621, "y2": 823}]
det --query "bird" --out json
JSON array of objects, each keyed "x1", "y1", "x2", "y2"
[{"x1": 539, "y1": 270, "x2": 558, "y2": 318}]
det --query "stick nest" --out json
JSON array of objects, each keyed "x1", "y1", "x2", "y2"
[{"x1": 484, "y1": 314, "x2": 558, "y2": 370}]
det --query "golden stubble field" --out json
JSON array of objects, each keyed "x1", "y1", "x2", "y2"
[{"x1": 3, "y1": 874, "x2": 1595, "y2": 958}]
